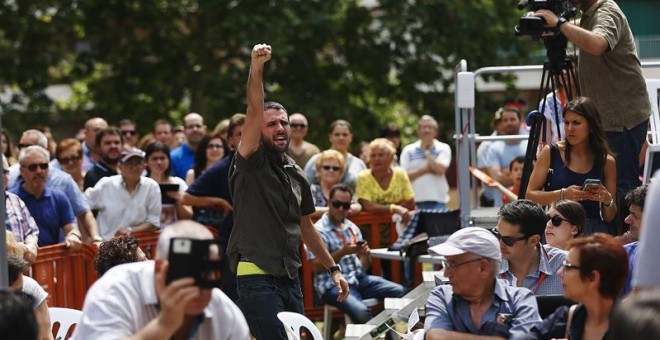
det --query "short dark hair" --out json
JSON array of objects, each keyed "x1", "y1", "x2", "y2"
[
  {"x1": 329, "y1": 183, "x2": 353, "y2": 201},
  {"x1": 498, "y1": 199, "x2": 547, "y2": 237},
  {"x1": 552, "y1": 200, "x2": 586, "y2": 236},
  {"x1": 329, "y1": 119, "x2": 353, "y2": 134},
  {"x1": 119, "y1": 119, "x2": 136, "y2": 127},
  {"x1": 94, "y1": 236, "x2": 143, "y2": 276},
  {"x1": 0, "y1": 290, "x2": 37, "y2": 340},
  {"x1": 153, "y1": 119, "x2": 172, "y2": 130},
  {"x1": 567, "y1": 233, "x2": 628, "y2": 300},
  {"x1": 624, "y1": 185, "x2": 647, "y2": 211},
  {"x1": 264, "y1": 101, "x2": 287, "y2": 113},
  {"x1": 509, "y1": 156, "x2": 525, "y2": 171},
  {"x1": 610, "y1": 288, "x2": 660, "y2": 338},
  {"x1": 7, "y1": 255, "x2": 26, "y2": 285},
  {"x1": 95, "y1": 127, "x2": 123, "y2": 147}
]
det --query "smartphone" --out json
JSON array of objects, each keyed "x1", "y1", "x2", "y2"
[
  {"x1": 356, "y1": 240, "x2": 366, "y2": 246},
  {"x1": 582, "y1": 179, "x2": 601, "y2": 191},
  {"x1": 166, "y1": 238, "x2": 222, "y2": 288}
]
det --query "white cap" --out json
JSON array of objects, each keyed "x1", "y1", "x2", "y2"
[{"x1": 428, "y1": 227, "x2": 501, "y2": 262}]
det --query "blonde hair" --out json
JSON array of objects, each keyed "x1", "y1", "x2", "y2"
[
  {"x1": 369, "y1": 138, "x2": 396, "y2": 156},
  {"x1": 315, "y1": 149, "x2": 345, "y2": 178}
]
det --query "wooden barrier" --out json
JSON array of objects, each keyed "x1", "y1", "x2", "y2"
[{"x1": 30, "y1": 213, "x2": 403, "y2": 320}]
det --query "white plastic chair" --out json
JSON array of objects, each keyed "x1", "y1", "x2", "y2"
[
  {"x1": 277, "y1": 311, "x2": 323, "y2": 340},
  {"x1": 49, "y1": 307, "x2": 82, "y2": 340}
]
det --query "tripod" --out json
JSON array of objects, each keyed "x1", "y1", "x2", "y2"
[{"x1": 518, "y1": 34, "x2": 580, "y2": 199}]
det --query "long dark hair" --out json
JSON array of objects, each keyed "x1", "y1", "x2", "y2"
[
  {"x1": 192, "y1": 133, "x2": 227, "y2": 178},
  {"x1": 144, "y1": 142, "x2": 172, "y2": 178},
  {"x1": 562, "y1": 97, "x2": 612, "y2": 168}
]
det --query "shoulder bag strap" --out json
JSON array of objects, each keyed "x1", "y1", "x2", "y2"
[{"x1": 564, "y1": 304, "x2": 579, "y2": 340}]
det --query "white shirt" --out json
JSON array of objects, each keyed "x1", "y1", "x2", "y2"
[
  {"x1": 72, "y1": 261, "x2": 250, "y2": 340},
  {"x1": 400, "y1": 139, "x2": 452, "y2": 203},
  {"x1": 85, "y1": 175, "x2": 162, "y2": 240}
]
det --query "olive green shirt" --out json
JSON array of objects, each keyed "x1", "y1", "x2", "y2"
[
  {"x1": 228, "y1": 144, "x2": 315, "y2": 279},
  {"x1": 578, "y1": 0, "x2": 651, "y2": 131}
]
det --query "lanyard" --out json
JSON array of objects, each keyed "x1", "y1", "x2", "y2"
[
  {"x1": 499, "y1": 272, "x2": 547, "y2": 294},
  {"x1": 332, "y1": 226, "x2": 357, "y2": 245}
]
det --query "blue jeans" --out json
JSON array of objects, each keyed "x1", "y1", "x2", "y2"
[
  {"x1": 606, "y1": 120, "x2": 648, "y2": 195},
  {"x1": 416, "y1": 201, "x2": 446, "y2": 210},
  {"x1": 237, "y1": 274, "x2": 303, "y2": 340},
  {"x1": 321, "y1": 272, "x2": 406, "y2": 323}
]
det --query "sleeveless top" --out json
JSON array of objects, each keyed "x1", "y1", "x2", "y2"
[{"x1": 546, "y1": 144, "x2": 602, "y2": 221}]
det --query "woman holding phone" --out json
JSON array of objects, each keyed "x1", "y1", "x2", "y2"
[
  {"x1": 145, "y1": 142, "x2": 192, "y2": 225},
  {"x1": 526, "y1": 97, "x2": 616, "y2": 235}
]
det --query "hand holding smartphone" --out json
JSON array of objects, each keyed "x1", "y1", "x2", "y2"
[{"x1": 582, "y1": 179, "x2": 601, "y2": 192}]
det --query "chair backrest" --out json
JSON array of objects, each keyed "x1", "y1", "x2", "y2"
[
  {"x1": 277, "y1": 311, "x2": 323, "y2": 340},
  {"x1": 417, "y1": 209, "x2": 461, "y2": 237},
  {"x1": 49, "y1": 307, "x2": 82, "y2": 340},
  {"x1": 535, "y1": 295, "x2": 575, "y2": 319}
]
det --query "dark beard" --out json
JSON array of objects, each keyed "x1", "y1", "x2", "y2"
[
  {"x1": 101, "y1": 154, "x2": 119, "y2": 165},
  {"x1": 262, "y1": 137, "x2": 289, "y2": 154}
]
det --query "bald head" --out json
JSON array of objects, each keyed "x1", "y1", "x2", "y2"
[
  {"x1": 85, "y1": 117, "x2": 109, "y2": 149},
  {"x1": 156, "y1": 220, "x2": 213, "y2": 260},
  {"x1": 183, "y1": 113, "x2": 207, "y2": 146}
]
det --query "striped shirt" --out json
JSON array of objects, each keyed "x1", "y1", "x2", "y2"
[{"x1": 5, "y1": 192, "x2": 39, "y2": 243}]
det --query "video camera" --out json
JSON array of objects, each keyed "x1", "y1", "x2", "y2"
[{"x1": 515, "y1": 0, "x2": 576, "y2": 39}]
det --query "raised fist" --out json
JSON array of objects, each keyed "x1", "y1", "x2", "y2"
[{"x1": 251, "y1": 43, "x2": 272, "y2": 64}]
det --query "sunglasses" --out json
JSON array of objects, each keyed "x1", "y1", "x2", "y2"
[
  {"x1": 207, "y1": 143, "x2": 224, "y2": 150},
  {"x1": 290, "y1": 123, "x2": 307, "y2": 128},
  {"x1": 561, "y1": 259, "x2": 582, "y2": 271},
  {"x1": 23, "y1": 163, "x2": 49, "y2": 171},
  {"x1": 330, "y1": 200, "x2": 351, "y2": 210},
  {"x1": 121, "y1": 130, "x2": 137, "y2": 136},
  {"x1": 547, "y1": 214, "x2": 573, "y2": 227},
  {"x1": 322, "y1": 165, "x2": 341, "y2": 172},
  {"x1": 490, "y1": 227, "x2": 528, "y2": 247},
  {"x1": 59, "y1": 155, "x2": 82, "y2": 165}
]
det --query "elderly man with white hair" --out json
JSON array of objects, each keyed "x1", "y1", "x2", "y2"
[
  {"x1": 285, "y1": 112, "x2": 320, "y2": 168},
  {"x1": 423, "y1": 227, "x2": 541, "y2": 339},
  {"x1": 73, "y1": 220, "x2": 250, "y2": 339}
]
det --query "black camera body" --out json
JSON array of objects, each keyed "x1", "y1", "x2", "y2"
[
  {"x1": 515, "y1": 0, "x2": 576, "y2": 39},
  {"x1": 166, "y1": 238, "x2": 223, "y2": 288}
]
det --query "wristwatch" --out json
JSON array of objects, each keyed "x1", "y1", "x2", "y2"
[
  {"x1": 328, "y1": 264, "x2": 342, "y2": 275},
  {"x1": 556, "y1": 17, "x2": 567, "y2": 30}
]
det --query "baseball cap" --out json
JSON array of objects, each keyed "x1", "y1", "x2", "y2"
[
  {"x1": 428, "y1": 227, "x2": 501, "y2": 262},
  {"x1": 120, "y1": 149, "x2": 145, "y2": 163}
]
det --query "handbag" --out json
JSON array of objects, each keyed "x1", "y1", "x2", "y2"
[{"x1": 399, "y1": 232, "x2": 429, "y2": 259}]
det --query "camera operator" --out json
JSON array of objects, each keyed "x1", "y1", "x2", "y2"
[{"x1": 534, "y1": 0, "x2": 652, "y2": 199}]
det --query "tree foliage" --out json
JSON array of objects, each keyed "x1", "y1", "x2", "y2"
[{"x1": 0, "y1": 0, "x2": 536, "y2": 147}]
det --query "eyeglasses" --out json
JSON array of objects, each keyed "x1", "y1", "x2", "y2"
[
  {"x1": 490, "y1": 227, "x2": 528, "y2": 247},
  {"x1": 290, "y1": 123, "x2": 307, "y2": 128},
  {"x1": 441, "y1": 257, "x2": 485, "y2": 271},
  {"x1": 22, "y1": 163, "x2": 49, "y2": 171},
  {"x1": 121, "y1": 130, "x2": 137, "y2": 136},
  {"x1": 330, "y1": 200, "x2": 351, "y2": 210},
  {"x1": 59, "y1": 155, "x2": 82, "y2": 165},
  {"x1": 322, "y1": 165, "x2": 341, "y2": 172},
  {"x1": 547, "y1": 214, "x2": 573, "y2": 227},
  {"x1": 207, "y1": 143, "x2": 224, "y2": 150},
  {"x1": 562, "y1": 259, "x2": 582, "y2": 271}
]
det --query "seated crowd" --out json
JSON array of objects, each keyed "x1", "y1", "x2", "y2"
[{"x1": 2, "y1": 92, "x2": 659, "y2": 339}]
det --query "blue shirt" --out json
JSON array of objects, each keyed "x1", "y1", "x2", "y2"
[
  {"x1": 170, "y1": 143, "x2": 195, "y2": 180},
  {"x1": 623, "y1": 241, "x2": 639, "y2": 295},
  {"x1": 186, "y1": 152, "x2": 234, "y2": 244},
  {"x1": 308, "y1": 214, "x2": 364, "y2": 295},
  {"x1": 424, "y1": 279, "x2": 541, "y2": 339},
  {"x1": 8, "y1": 165, "x2": 90, "y2": 216},
  {"x1": 12, "y1": 186, "x2": 76, "y2": 246},
  {"x1": 499, "y1": 245, "x2": 566, "y2": 295}
]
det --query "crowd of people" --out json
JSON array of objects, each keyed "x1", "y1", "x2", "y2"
[{"x1": 3, "y1": 0, "x2": 660, "y2": 338}]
